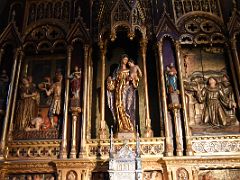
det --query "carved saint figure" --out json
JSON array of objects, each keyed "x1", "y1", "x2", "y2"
[
  {"x1": 67, "y1": 171, "x2": 76, "y2": 180},
  {"x1": 44, "y1": 70, "x2": 63, "y2": 128},
  {"x1": 25, "y1": 117, "x2": 44, "y2": 131},
  {"x1": 15, "y1": 77, "x2": 39, "y2": 130},
  {"x1": 220, "y1": 75, "x2": 237, "y2": 121},
  {"x1": 128, "y1": 59, "x2": 142, "y2": 88},
  {"x1": 38, "y1": 76, "x2": 52, "y2": 106},
  {"x1": 69, "y1": 66, "x2": 82, "y2": 99},
  {"x1": 107, "y1": 54, "x2": 139, "y2": 133},
  {"x1": 165, "y1": 63, "x2": 178, "y2": 93},
  {"x1": 196, "y1": 77, "x2": 236, "y2": 127}
]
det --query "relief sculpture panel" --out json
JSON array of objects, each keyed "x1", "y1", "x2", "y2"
[
  {"x1": 198, "y1": 169, "x2": 240, "y2": 180},
  {"x1": 182, "y1": 47, "x2": 239, "y2": 135}
]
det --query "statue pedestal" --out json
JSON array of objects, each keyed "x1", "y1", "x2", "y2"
[
  {"x1": 117, "y1": 132, "x2": 135, "y2": 140},
  {"x1": 168, "y1": 92, "x2": 183, "y2": 156},
  {"x1": 169, "y1": 91, "x2": 180, "y2": 104}
]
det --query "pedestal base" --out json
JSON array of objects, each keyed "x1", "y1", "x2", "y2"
[{"x1": 117, "y1": 132, "x2": 135, "y2": 140}]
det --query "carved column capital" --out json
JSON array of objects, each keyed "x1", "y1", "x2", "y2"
[
  {"x1": 110, "y1": 30, "x2": 117, "y2": 41},
  {"x1": 157, "y1": 41, "x2": 163, "y2": 51},
  {"x1": 140, "y1": 38, "x2": 148, "y2": 54},
  {"x1": 0, "y1": 48, "x2": 5, "y2": 54},
  {"x1": 67, "y1": 45, "x2": 74, "y2": 53},
  {"x1": 84, "y1": 44, "x2": 90, "y2": 51},
  {"x1": 175, "y1": 40, "x2": 181, "y2": 49},
  {"x1": 99, "y1": 40, "x2": 107, "y2": 53},
  {"x1": 230, "y1": 37, "x2": 237, "y2": 49}
]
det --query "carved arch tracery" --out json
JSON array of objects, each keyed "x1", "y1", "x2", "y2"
[
  {"x1": 98, "y1": 0, "x2": 148, "y2": 42},
  {"x1": 177, "y1": 14, "x2": 226, "y2": 45},
  {"x1": 23, "y1": 24, "x2": 67, "y2": 52}
]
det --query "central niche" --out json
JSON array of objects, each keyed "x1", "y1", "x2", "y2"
[
  {"x1": 91, "y1": 28, "x2": 146, "y2": 138},
  {"x1": 105, "y1": 29, "x2": 143, "y2": 135}
]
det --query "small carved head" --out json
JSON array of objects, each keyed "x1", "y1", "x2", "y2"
[
  {"x1": 208, "y1": 77, "x2": 218, "y2": 87},
  {"x1": 74, "y1": 66, "x2": 79, "y2": 71},
  {"x1": 128, "y1": 59, "x2": 135, "y2": 67},
  {"x1": 121, "y1": 54, "x2": 129, "y2": 65}
]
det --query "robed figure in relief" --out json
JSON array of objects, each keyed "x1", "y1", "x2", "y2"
[
  {"x1": 15, "y1": 77, "x2": 40, "y2": 130},
  {"x1": 196, "y1": 77, "x2": 236, "y2": 127}
]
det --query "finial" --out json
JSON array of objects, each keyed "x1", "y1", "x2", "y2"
[
  {"x1": 163, "y1": 3, "x2": 167, "y2": 13},
  {"x1": 233, "y1": 0, "x2": 237, "y2": 12},
  {"x1": 77, "y1": 6, "x2": 81, "y2": 18},
  {"x1": 110, "y1": 125, "x2": 114, "y2": 156},
  {"x1": 136, "y1": 125, "x2": 141, "y2": 158},
  {"x1": 110, "y1": 125, "x2": 113, "y2": 139},
  {"x1": 136, "y1": 125, "x2": 139, "y2": 136},
  {"x1": 11, "y1": 10, "x2": 16, "y2": 22}
]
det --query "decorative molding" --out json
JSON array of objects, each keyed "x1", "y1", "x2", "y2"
[
  {"x1": 86, "y1": 138, "x2": 165, "y2": 159},
  {"x1": 6, "y1": 140, "x2": 61, "y2": 160},
  {"x1": 191, "y1": 135, "x2": 240, "y2": 155}
]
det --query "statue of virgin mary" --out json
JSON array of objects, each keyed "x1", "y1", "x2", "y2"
[{"x1": 107, "y1": 54, "x2": 139, "y2": 133}]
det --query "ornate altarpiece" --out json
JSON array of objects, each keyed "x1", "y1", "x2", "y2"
[{"x1": 0, "y1": 0, "x2": 240, "y2": 180}]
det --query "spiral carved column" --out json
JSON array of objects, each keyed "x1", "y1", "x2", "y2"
[
  {"x1": 231, "y1": 38, "x2": 240, "y2": 85},
  {"x1": 175, "y1": 41, "x2": 193, "y2": 156},
  {"x1": 99, "y1": 40, "x2": 107, "y2": 139},
  {"x1": 79, "y1": 45, "x2": 89, "y2": 157},
  {"x1": 70, "y1": 110, "x2": 79, "y2": 158},
  {"x1": 141, "y1": 39, "x2": 153, "y2": 138},
  {"x1": 226, "y1": 42, "x2": 240, "y2": 108},
  {"x1": 0, "y1": 48, "x2": 22, "y2": 158},
  {"x1": 60, "y1": 45, "x2": 73, "y2": 159},
  {"x1": 157, "y1": 41, "x2": 173, "y2": 156}
]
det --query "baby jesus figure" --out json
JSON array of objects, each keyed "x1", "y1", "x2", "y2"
[{"x1": 128, "y1": 59, "x2": 142, "y2": 88}]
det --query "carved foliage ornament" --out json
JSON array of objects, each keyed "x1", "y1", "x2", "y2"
[
  {"x1": 87, "y1": 138, "x2": 164, "y2": 159},
  {"x1": 24, "y1": 25, "x2": 66, "y2": 52}
]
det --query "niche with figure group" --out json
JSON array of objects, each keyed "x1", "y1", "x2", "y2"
[
  {"x1": 182, "y1": 45, "x2": 239, "y2": 135},
  {"x1": 162, "y1": 37, "x2": 184, "y2": 153},
  {"x1": 12, "y1": 56, "x2": 66, "y2": 140}
]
